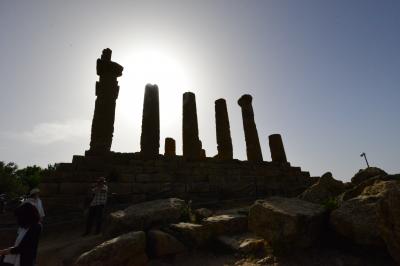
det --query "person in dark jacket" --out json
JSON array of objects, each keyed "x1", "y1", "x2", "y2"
[{"x1": 0, "y1": 203, "x2": 42, "y2": 266}]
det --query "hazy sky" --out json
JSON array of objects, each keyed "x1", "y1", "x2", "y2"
[{"x1": 0, "y1": 0, "x2": 399, "y2": 181}]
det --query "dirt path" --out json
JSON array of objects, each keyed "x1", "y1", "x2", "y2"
[{"x1": 37, "y1": 225, "x2": 103, "y2": 266}]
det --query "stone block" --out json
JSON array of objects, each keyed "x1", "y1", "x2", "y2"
[
  {"x1": 118, "y1": 174, "x2": 135, "y2": 183},
  {"x1": 202, "y1": 214, "x2": 248, "y2": 236},
  {"x1": 132, "y1": 183, "x2": 161, "y2": 194},
  {"x1": 170, "y1": 222, "x2": 212, "y2": 246},
  {"x1": 136, "y1": 173, "x2": 172, "y2": 183},
  {"x1": 147, "y1": 230, "x2": 186, "y2": 257},
  {"x1": 216, "y1": 233, "x2": 266, "y2": 254},
  {"x1": 105, "y1": 198, "x2": 186, "y2": 238},
  {"x1": 59, "y1": 183, "x2": 90, "y2": 195},
  {"x1": 108, "y1": 183, "x2": 132, "y2": 194},
  {"x1": 75, "y1": 231, "x2": 147, "y2": 266},
  {"x1": 39, "y1": 183, "x2": 59, "y2": 196},
  {"x1": 42, "y1": 195, "x2": 86, "y2": 212},
  {"x1": 249, "y1": 197, "x2": 326, "y2": 250},
  {"x1": 189, "y1": 182, "x2": 211, "y2": 193}
]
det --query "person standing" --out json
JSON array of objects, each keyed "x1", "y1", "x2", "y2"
[
  {"x1": 0, "y1": 203, "x2": 42, "y2": 266},
  {"x1": 83, "y1": 177, "x2": 108, "y2": 236},
  {"x1": 0, "y1": 194, "x2": 5, "y2": 214},
  {"x1": 24, "y1": 189, "x2": 45, "y2": 222}
]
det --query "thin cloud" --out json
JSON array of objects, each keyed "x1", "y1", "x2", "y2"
[{"x1": 2, "y1": 119, "x2": 91, "y2": 145}]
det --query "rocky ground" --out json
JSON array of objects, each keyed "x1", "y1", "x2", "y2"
[{"x1": 2, "y1": 167, "x2": 399, "y2": 265}]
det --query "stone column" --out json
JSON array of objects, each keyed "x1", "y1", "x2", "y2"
[
  {"x1": 238, "y1": 94, "x2": 263, "y2": 162},
  {"x1": 182, "y1": 92, "x2": 201, "y2": 160},
  {"x1": 269, "y1": 134, "x2": 287, "y2": 163},
  {"x1": 164, "y1": 137, "x2": 176, "y2": 157},
  {"x1": 215, "y1": 98, "x2": 233, "y2": 160},
  {"x1": 140, "y1": 84, "x2": 160, "y2": 159},
  {"x1": 87, "y1": 48, "x2": 123, "y2": 155}
]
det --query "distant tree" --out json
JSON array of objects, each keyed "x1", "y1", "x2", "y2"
[
  {"x1": 16, "y1": 165, "x2": 43, "y2": 191},
  {"x1": 0, "y1": 162, "x2": 58, "y2": 198},
  {"x1": 0, "y1": 161, "x2": 27, "y2": 198}
]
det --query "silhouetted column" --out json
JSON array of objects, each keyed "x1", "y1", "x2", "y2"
[
  {"x1": 215, "y1": 98, "x2": 233, "y2": 160},
  {"x1": 164, "y1": 137, "x2": 176, "y2": 157},
  {"x1": 269, "y1": 134, "x2": 287, "y2": 163},
  {"x1": 182, "y1": 92, "x2": 201, "y2": 160},
  {"x1": 140, "y1": 84, "x2": 160, "y2": 160},
  {"x1": 200, "y1": 148, "x2": 206, "y2": 160},
  {"x1": 238, "y1": 94, "x2": 263, "y2": 162},
  {"x1": 87, "y1": 48, "x2": 123, "y2": 155}
]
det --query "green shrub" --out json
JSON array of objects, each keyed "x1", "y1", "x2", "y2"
[
  {"x1": 180, "y1": 200, "x2": 197, "y2": 223},
  {"x1": 323, "y1": 197, "x2": 339, "y2": 211},
  {"x1": 0, "y1": 162, "x2": 27, "y2": 198},
  {"x1": 17, "y1": 165, "x2": 43, "y2": 190}
]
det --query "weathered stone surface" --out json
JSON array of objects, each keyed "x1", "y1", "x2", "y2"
[
  {"x1": 268, "y1": 134, "x2": 287, "y2": 163},
  {"x1": 330, "y1": 180, "x2": 399, "y2": 248},
  {"x1": 170, "y1": 222, "x2": 212, "y2": 246},
  {"x1": 194, "y1": 208, "x2": 213, "y2": 219},
  {"x1": 238, "y1": 94, "x2": 263, "y2": 162},
  {"x1": 164, "y1": 137, "x2": 176, "y2": 157},
  {"x1": 248, "y1": 197, "x2": 326, "y2": 250},
  {"x1": 215, "y1": 98, "x2": 233, "y2": 160},
  {"x1": 340, "y1": 174, "x2": 391, "y2": 202},
  {"x1": 351, "y1": 167, "x2": 387, "y2": 185},
  {"x1": 88, "y1": 48, "x2": 123, "y2": 155},
  {"x1": 202, "y1": 214, "x2": 248, "y2": 236},
  {"x1": 217, "y1": 233, "x2": 266, "y2": 254},
  {"x1": 182, "y1": 92, "x2": 201, "y2": 160},
  {"x1": 331, "y1": 197, "x2": 384, "y2": 247},
  {"x1": 299, "y1": 172, "x2": 345, "y2": 204},
  {"x1": 147, "y1": 229, "x2": 186, "y2": 257},
  {"x1": 378, "y1": 180, "x2": 400, "y2": 264},
  {"x1": 105, "y1": 198, "x2": 186, "y2": 238},
  {"x1": 140, "y1": 84, "x2": 160, "y2": 160},
  {"x1": 74, "y1": 231, "x2": 147, "y2": 266}
]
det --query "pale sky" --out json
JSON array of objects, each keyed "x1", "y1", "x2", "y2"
[{"x1": 0, "y1": 0, "x2": 399, "y2": 181}]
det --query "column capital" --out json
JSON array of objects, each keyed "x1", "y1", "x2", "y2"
[{"x1": 238, "y1": 94, "x2": 253, "y2": 107}]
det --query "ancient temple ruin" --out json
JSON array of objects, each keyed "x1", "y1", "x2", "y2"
[
  {"x1": 40, "y1": 49, "x2": 315, "y2": 212},
  {"x1": 87, "y1": 49, "x2": 123, "y2": 156}
]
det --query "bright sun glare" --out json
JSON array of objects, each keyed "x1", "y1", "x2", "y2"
[{"x1": 117, "y1": 49, "x2": 192, "y2": 128}]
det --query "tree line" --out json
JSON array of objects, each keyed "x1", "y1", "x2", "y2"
[{"x1": 0, "y1": 161, "x2": 57, "y2": 199}]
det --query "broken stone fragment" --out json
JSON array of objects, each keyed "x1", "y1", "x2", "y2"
[
  {"x1": 248, "y1": 197, "x2": 326, "y2": 252},
  {"x1": 74, "y1": 231, "x2": 147, "y2": 266}
]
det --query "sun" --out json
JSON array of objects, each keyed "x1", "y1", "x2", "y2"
[{"x1": 117, "y1": 49, "x2": 192, "y2": 128}]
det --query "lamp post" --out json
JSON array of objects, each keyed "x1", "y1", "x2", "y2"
[{"x1": 360, "y1": 152, "x2": 370, "y2": 168}]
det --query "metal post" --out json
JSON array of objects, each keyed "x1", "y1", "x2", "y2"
[{"x1": 360, "y1": 152, "x2": 370, "y2": 168}]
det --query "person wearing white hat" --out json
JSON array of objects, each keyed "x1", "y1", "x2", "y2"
[{"x1": 24, "y1": 188, "x2": 45, "y2": 222}]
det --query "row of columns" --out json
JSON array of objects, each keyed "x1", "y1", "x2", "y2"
[{"x1": 88, "y1": 49, "x2": 287, "y2": 163}]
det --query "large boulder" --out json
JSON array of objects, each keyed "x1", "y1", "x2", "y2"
[
  {"x1": 147, "y1": 229, "x2": 186, "y2": 257},
  {"x1": 340, "y1": 174, "x2": 398, "y2": 202},
  {"x1": 378, "y1": 180, "x2": 400, "y2": 264},
  {"x1": 74, "y1": 231, "x2": 147, "y2": 266},
  {"x1": 248, "y1": 197, "x2": 326, "y2": 251},
  {"x1": 202, "y1": 213, "x2": 248, "y2": 236},
  {"x1": 331, "y1": 179, "x2": 400, "y2": 249},
  {"x1": 104, "y1": 198, "x2": 186, "y2": 238},
  {"x1": 299, "y1": 172, "x2": 345, "y2": 204},
  {"x1": 169, "y1": 222, "x2": 212, "y2": 247},
  {"x1": 194, "y1": 208, "x2": 213, "y2": 219},
  {"x1": 351, "y1": 167, "x2": 387, "y2": 185}
]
